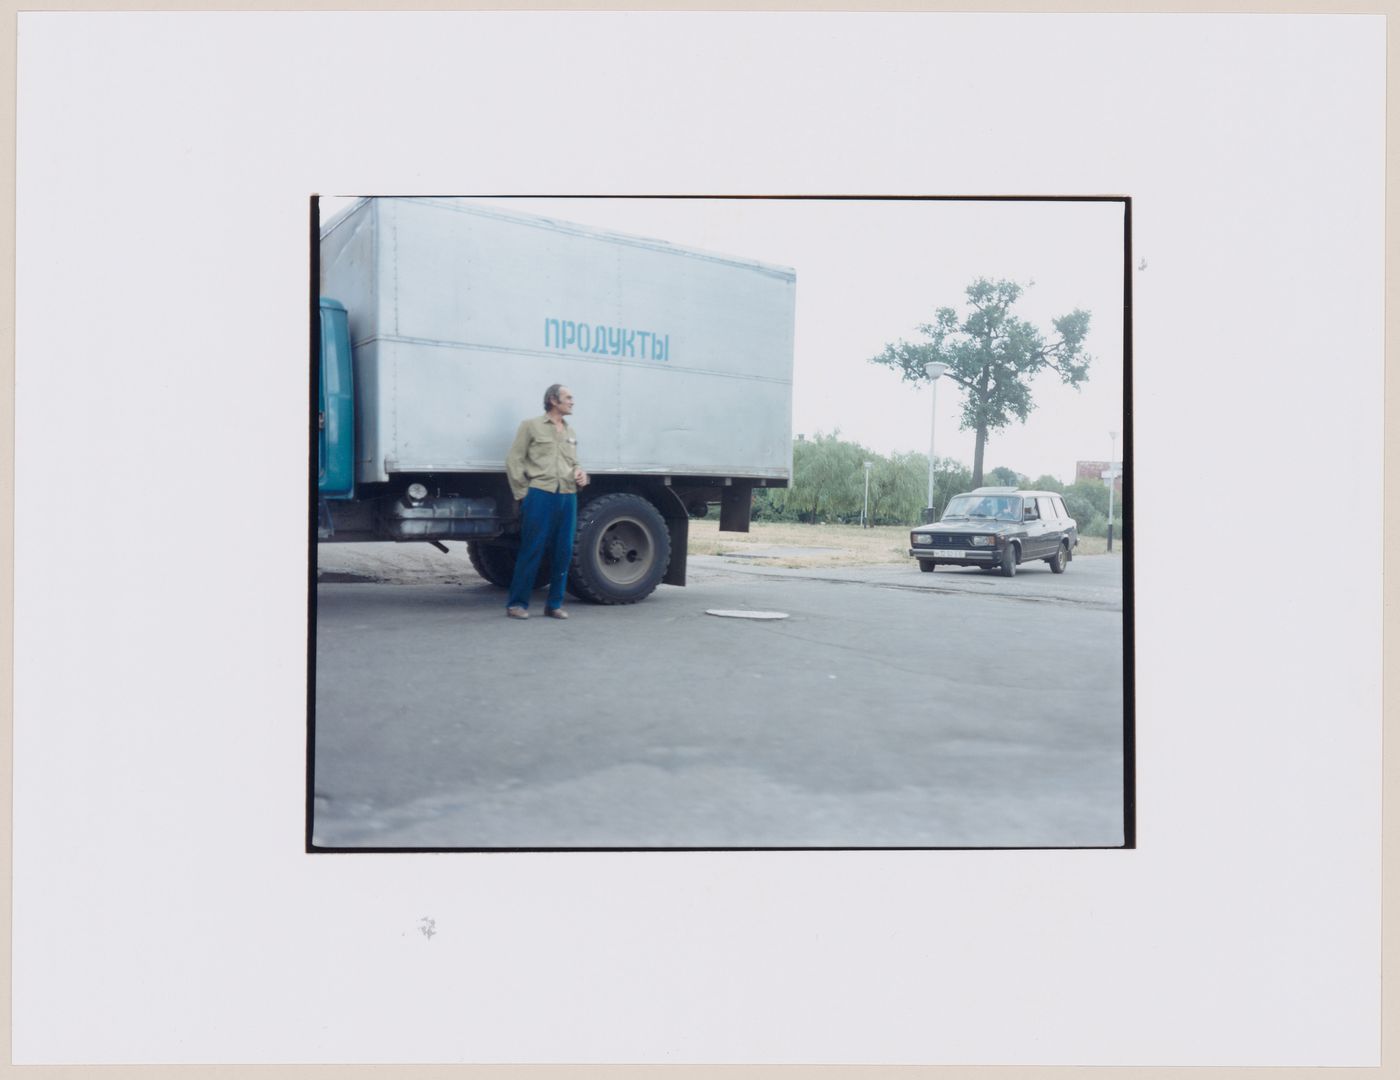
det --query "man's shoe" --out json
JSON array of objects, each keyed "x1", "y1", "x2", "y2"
[
  {"x1": 545, "y1": 607, "x2": 569, "y2": 619},
  {"x1": 506, "y1": 606, "x2": 529, "y2": 619}
]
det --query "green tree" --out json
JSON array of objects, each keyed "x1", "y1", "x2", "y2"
[
  {"x1": 758, "y1": 436, "x2": 994, "y2": 528},
  {"x1": 870, "y1": 278, "x2": 1092, "y2": 487},
  {"x1": 927, "y1": 457, "x2": 972, "y2": 522},
  {"x1": 1061, "y1": 477, "x2": 1122, "y2": 538},
  {"x1": 1063, "y1": 478, "x2": 1119, "y2": 536},
  {"x1": 750, "y1": 486, "x2": 793, "y2": 522},
  {"x1": 790, "y1": 432, "x2": 866, "y2": 523},
  {"x1": 866, "y1": 451, "x2": 928, "y2": 525},
  {"x1": 1029, "y1": 474, "x2": 1065, "y2": 493},
  {"x1": 1064, "y1": 478, "x2": 1109, "y2": 518},
  {"x1": 986, "y1": 466, "x2": 1023, "y2": 487}
]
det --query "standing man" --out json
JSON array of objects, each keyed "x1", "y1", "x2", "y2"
[{"x1": 504, "y1": 384, "x2": 590, "y2": 619}]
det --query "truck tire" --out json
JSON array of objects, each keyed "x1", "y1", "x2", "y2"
[
  {"x1": 467, "y1": 541, "x2": 547, "y2": 590},
  {"x1": 568, "y1": 493, "x2": 671, "y2": 604}
]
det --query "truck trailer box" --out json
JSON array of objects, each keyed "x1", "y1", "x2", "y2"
[{"x1": 319, "y1": 197, "x2": 796, "y2": 486}]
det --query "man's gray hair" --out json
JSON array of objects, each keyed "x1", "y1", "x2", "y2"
[{"x1": 543, "y1": 383, "x2": 565, "y2": 413}]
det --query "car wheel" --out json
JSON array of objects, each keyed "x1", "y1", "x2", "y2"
[
  {"x1": 1049, "y1": 542, "x2": 1068, "y2": 574},
  {"x1": 999, "y1": 543, "x2": 1018, "y2": 578},
  {"x1": 918, "y1": 560, "x2": 935, "y2": 573}
]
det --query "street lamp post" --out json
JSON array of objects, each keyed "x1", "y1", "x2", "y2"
[
  {"x1": 1107, "y1": 430, "x2": 1118, "y2": 552},
  {"x1": 924, "y1": 362, "x2": 948, "y2": 522},
  {"x1": 862, "y1": 460, "x2": 873, "y2": 528}
]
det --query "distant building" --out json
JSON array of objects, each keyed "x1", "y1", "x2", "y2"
[{"x1": 1076, "y1": 460, "x2": 1123, "y2": 495}]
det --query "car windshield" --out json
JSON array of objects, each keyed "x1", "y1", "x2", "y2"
[{"x1": 941, "y1": 495, "x2": 1021, "y2": 522}]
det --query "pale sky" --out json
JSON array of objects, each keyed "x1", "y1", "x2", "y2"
[{"x1": 320, "y1": 195, "x2": 1125, "y2": 483}]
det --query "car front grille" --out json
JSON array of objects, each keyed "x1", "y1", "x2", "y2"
[{"x1": 924, "y1": 534, "x2": 981, "y2": 549}]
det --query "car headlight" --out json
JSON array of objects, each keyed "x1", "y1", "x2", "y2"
[
  {"x1": 970, "y1": 535, "x2": 996, "y2": 546},
  {"x1": 912, "y1": 534, "x2": 932, "y2": 547}
]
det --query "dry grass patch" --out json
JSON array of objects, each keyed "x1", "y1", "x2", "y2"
[
  {"x1": 1072, "y1": 535, "x2": 1124, "y2": 557},
  {"x1": 688, "y1": 520, "x2": 916, "y2": 568}
]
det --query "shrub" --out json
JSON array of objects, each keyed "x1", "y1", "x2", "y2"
[{"x1": 986, "y1": 466, "x2": 1024, "y2": 487}]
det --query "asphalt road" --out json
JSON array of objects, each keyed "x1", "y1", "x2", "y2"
[{"x1": 312, "y1": 548, "x2": 1126, "y2": 850}]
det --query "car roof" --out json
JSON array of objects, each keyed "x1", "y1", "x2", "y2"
[{"x1": 962, "y1": 488, "x2": 1062, "y2": 498}]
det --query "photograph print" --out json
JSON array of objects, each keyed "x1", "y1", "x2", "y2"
[{"x1": 310, "y1": 195, "x2": 1130, "y2": 851}]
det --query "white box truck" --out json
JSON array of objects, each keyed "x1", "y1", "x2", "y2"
[{"x1": 317, "y1": 197, "x2": 796, "y2": 604}]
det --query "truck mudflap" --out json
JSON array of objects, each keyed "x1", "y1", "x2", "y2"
[
  {"x1": 719, "y1": 481, "x2": 754, "y2": 532},
  {"x1": 378, "y1": 496, "x2": 499, "y2": 541}
]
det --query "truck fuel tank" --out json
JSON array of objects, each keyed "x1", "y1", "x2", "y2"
[{"x1": 377, "y1": 494, "x2": 499, "y2": 541}]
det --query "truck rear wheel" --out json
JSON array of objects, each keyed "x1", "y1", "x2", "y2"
[
  {"x1": 568, "y1": 493, "x2": 671, "y2": 604},
  {"x1": 467, "y1": 541, "x2": 547, "y2": 590}
]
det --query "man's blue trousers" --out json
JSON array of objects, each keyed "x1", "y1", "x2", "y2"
[{"x1": 507, "y1": 488, "x2": 577, "y2": 611}]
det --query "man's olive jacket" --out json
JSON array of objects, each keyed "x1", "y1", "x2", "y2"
[{"x1": 505, "y1": 415, "x2": 581, "y2": 501}]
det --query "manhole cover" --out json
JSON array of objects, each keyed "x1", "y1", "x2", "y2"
[{"x1": 705, "y1": 609, "x2": 790, "y2": 620}]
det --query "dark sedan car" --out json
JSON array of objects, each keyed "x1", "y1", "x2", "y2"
[{"x1": 908, "y1": 487, "x2": 1078, "y2": 577}]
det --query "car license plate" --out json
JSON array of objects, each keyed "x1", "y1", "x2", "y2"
[{"x1": 933, "y1": 549, "x2": 965, "y2": 558}]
